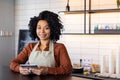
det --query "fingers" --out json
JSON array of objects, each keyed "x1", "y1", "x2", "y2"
[
  {"x1": 19, "y1": 67, "x2": 31, "y2": 75},
  {"x1": 31, "y1": 68, "x2": 43, "y2": 75},
  {"x1": 19, "y1": 66, "x2": 47, "y2": 75},
  {"x1": 31, "y1": 67, "x2": 48, "y2": 75}
]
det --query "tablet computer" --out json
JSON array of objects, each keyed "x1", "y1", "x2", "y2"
[{"x1": 20, "y1": 64, "x2": 38, "y2": 68}]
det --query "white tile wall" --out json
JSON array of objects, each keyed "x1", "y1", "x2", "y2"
[
  {"x1": 91, "y1": 0, "x2": 117, "y2": 9},
  {"x1": 59, "y1": 14, "x2": 84, "y2": 33},
  {"x1": 15, "y1": 0, "x2": 120, "y2": 66}
]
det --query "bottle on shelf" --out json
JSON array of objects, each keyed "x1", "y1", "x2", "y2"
[{"x1": 66, "y1": 0, "x2": 70, "y2": 11}]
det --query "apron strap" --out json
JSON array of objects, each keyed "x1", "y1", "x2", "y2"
[
  {"x1": 31, "y1": 42, "x2": 39, "y2": 52},
  {"x1": 49, "y1": 40, "x2": 54, "y2": 52}
]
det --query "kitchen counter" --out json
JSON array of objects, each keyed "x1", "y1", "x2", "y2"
[
  {"x1": 72, "y1": 73, "x2": 118, "y2": 80},
  {"x1": 0, "y1": 66, "x2": 91, "y2": 80}
]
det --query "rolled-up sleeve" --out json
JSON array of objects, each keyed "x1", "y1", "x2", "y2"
[{"x1": 10, "y1": 43, "x2": 33, "y2": 72}]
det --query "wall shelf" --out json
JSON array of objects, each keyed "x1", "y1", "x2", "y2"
[
  {"x1": 59, "y1": 0, "x2": 120, "y2": 35},
  {"x1": 59, "y1": 8, "x2": 120, "y2": 14},
  {"x1": 62, "y1": 33, "x2": 120, "y2": 35},
  {"x1": 58, "y1": 10, "x2": 85, "y2": 14},
  {"x1": 62, "y1": 33, "x2": 85, "y2": 35},
  {"x1": 88, "y1": 8, "x2": 120, "y2": 13},
  {"x1": 94, "y1": 29, "x2": 120, "y2": 34}
]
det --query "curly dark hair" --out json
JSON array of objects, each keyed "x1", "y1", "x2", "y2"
[{"x1": 28, "y1": 10, "x2": 63, "y2": 42}]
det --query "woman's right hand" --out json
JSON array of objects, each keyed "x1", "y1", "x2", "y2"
[{"x1": 19, "y1": 66, "x2": 31, "y2": 75}]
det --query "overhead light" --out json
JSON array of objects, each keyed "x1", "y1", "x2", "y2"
[{"x1": 66, "y1": 0, "x2": 70, "y2": 11}]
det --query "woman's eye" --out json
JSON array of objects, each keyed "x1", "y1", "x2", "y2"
[
  {"x1": 46, "y1": 27, "x2": 50, "y2": 29},
  {"x1": 37, "y1": 26, "x2": 41, "y2": 29}
]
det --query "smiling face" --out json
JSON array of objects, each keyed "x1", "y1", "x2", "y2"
[{"x1": 36, "y1": 20, "x2": 51, "y2": 41}]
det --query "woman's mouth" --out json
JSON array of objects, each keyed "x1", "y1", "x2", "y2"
[{"x1": 39, "y1": 34, "x2": 47, "y2": 38}]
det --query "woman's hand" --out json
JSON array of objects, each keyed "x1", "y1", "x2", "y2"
[
  {"x1": 19, "y1": 66, "x2": 31, "y2": 75},
  {"x1": 31, "y1": 66, "x2": 48, "y2": 75}
]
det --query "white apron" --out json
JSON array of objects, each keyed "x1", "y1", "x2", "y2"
[{"x1": 28, "y1": 41, "x2": 55, "y2": 67}]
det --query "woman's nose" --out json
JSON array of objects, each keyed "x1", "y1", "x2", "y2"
[{"x1": 41, "y1": 29, "x2": 44, "y2": 33}]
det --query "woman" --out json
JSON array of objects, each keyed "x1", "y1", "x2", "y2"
[{"x1": 10, "y1": 10, "x2": 72, "y2": 75}]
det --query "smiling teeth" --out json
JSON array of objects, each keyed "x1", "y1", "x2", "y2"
[{"x1": 40, "y1": 34, "x2": 46, "y2": 37}]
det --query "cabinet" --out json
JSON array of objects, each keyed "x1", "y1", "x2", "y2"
[{"x1": 59, "y1": 0, "x2": 120, "y2": 35}]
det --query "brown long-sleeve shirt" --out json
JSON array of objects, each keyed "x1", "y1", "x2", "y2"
[{"x1": 10, "y1": 42, "x2": 72, "y2": 75}]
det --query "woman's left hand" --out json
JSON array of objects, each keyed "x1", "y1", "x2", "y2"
[{"x1": 31, "y1": 66, "x2": 48, "y2": 75}]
